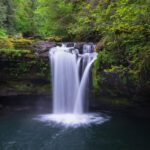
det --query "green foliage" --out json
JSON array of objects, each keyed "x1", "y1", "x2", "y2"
[
  {"x1": 0, "y1": 0, "x2": 149, "y2": 40},
  {"x1": 0, "y1": 48, "x2": 32, "y2": 58},
  {"x1": 139, "y1": 50, "x2": 150, "y2": 88},
  {"x1": 0, "y1": 0, "x2": 149, "y2": 98},
  {"x1": 0, "y1": 0, "x2": 6, "y2": 27},
  {"x1": 0, "y1": 28, "x2": 7, "y2": 38},
  {"x1": 13, "y1": 0, "x2": 37, "y2": 35},
  {"x1": 35, "y1": 0, "x2": 74, "y2": 37},
  {"x1": 82, "y1": 0, "x2": 150, "y2": 97},
  {"x1": 0, "y1": 0, "x2": 75, "y2": 38},
  {"x1": 0, "y1": 38, "x2": 14, "y2": 49},
  {"x1": 12, "y1": 38, "x2": 34, "y2": 49},
  {"x1": 0, "y1": 37, "x2": 34, "y2": 50}
]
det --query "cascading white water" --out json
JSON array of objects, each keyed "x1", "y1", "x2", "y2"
[
  {"x1": 35, "y1": 43, "x2": 109, "y2": 127},
  {"x1": 74, "y1": 53, "x2": 97, "y2": 114},
  {"x1": 50, "y1": 45, "x2": 79, "y2": 114},
  {"x1": 49, "y1": 44, "x2": 97, "y2": 114}
]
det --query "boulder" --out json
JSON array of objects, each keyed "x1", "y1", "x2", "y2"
[
  {"x1": 74, "y1": 42, "x2": 85, "y2": 54},
  {"x1": 32, "y1": 41, "x2": 56, "y2": 54},
  {"x1": 66, "y1": 42, "x2": 75, "y2": 47}
]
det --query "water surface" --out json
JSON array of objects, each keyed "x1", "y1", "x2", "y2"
[{"x1": 0, "y1": 111, "x2": 149, "y2": 150}]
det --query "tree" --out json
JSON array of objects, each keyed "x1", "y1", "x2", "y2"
[
  {"x1": 14, "y1": 0, "x2": 37, "y2": 36},
  {"x1": 0, "y1": 0, "x2": 7, "y2": 27},
  {"x1": 4, "y1": 0, "x2": 15, "y2": 34},
  {"x1": 35, "y1": 0, "x2": 74, "y2": 38}
]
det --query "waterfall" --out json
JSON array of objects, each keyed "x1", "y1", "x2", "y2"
[
  {"x1": 74, "y1": 53, "x2": 97, "y2": 114},
  {"x1": 36, "y1": 44, "x2": 109, "y2": 127},
  {"x1": 49, "y1": 44, "x2": 97, "y2": 114}
]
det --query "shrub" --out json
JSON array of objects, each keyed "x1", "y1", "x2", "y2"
[{"x1": 0, "y1": 28, "x2": 7, "y2": 38}]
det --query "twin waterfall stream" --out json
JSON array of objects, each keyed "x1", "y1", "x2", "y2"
[
  {"x1": 49, "y1": 44, "x2": 97, "y2": 114},
  {"x1": 36, "y1": 43, "x2": 109, "y2": 127}
]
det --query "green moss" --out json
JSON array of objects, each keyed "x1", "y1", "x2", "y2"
[
  {"x1": 45, "y1": 36, "x2": 63, "y2": 42},
  {"x1": 92, "y1": 58, "x2": 142, "y2": 98},
  {"x1": 0, "y1": 80, "x2": 50, "y2": 95},
  {"x1": 0, "y1": 48, "x2": 34, "y2": 58},
  {"x1": 0, "y1": 38, "x2": 14, "y2": 49},
  {"x1": 0, "y1": 38, "x2": 34, "y2": 50},
  {"x1": 104, "y1": 66, "x2": 122, "y2": 73},
  {"x1": 11, "y1": 38, "x2": 34, "y2": 49},
  {"x1": 0, "y1": 56, "x2": 50, "y2": 95}
]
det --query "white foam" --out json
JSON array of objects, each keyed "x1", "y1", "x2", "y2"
[{"x1": 34, "y1": 113, "x2": 110, "y2": 128}]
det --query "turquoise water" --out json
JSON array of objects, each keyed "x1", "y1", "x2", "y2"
[{"x1": 0, "y1": 111, "x2": 150, "y2": 150}]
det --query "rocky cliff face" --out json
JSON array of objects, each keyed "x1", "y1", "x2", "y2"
[
  {"x1": 0, "y1": 41, "x2": 89, "y2": 96},
  {"x1": 0, "y1": 40, "x2": 149, "y2": 117},
  {"x1": 0, "y1": 49, "x2": 50, "y2": 96}
]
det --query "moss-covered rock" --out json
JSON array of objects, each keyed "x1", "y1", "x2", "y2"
[
  {"x1": 0, "y1": 38, "x2": 14, "y2": 49},
  {"x1": 92, "y1": 48, "x2": 150, "y2": 110},
  {"x1": 0, "y1": 49, "x2": 33, "y2": 59},
  {"x1": 11, "y1": 38, "x2": 34, "y2": 49},
  {"x1": 32, "y1": 41, "x2": 56, "y2": 54},
  {"x1": 0, "y1": 37, "x2": 35, "y2": 50},
  {"x1": 0, "y1": 48, "x2": 50, "y2": 96}
]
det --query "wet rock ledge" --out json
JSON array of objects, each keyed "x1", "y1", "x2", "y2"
[{"x1": 32, "y1": 41, "x2": 95, "y2": 57}]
